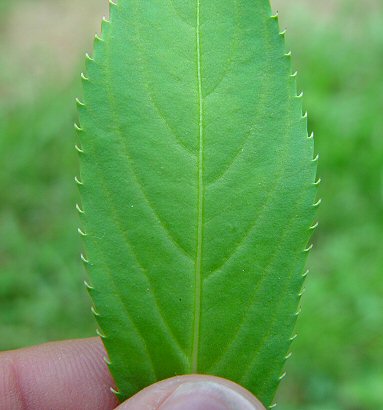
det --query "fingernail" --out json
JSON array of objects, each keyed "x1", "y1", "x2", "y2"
[{"x1": 159, "y1": 381, "x2": 259, "y2": 410}]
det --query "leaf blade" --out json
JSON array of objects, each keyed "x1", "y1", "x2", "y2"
[{"x1": 77, "y1": 0, "x2": 318, "y2": 406}]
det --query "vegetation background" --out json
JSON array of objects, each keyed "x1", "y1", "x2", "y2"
[{"x1": 1, "y1": 0, "x2": 382, "y2": 408}]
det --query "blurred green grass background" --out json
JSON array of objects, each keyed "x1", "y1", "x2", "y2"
[{"x1": 0, "y1": 0, "x2": 382, "y2": 408}]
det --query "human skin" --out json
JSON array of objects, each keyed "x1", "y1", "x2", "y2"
[{"x1": 0, "y1": 337, "x2": 265, "y2": 410}]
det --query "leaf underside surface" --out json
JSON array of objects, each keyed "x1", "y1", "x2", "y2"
[{"x1": 76, "y1": 0, "x2": 318, "y2": 406}]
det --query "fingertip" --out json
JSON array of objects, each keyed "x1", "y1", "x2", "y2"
[{"x1": 116, "y1": 375, "x2": 266, "y2": 410}]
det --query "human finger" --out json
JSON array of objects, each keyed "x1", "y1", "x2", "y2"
[{"x1": 0, "y1": 337, "x2": 118, "y2": 410}]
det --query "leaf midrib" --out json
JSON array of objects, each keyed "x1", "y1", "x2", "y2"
[{"x1": 191, "y1": 0, "x2": 203, "y2": 373}]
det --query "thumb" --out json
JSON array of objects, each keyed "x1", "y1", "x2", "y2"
[{"x1": 115, "y1": 375, "x2": 266, "y2": 410}]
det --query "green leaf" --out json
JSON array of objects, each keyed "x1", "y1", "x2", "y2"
[{"x1": 76, "y1": 0, "x2": 318, "y2": 406}]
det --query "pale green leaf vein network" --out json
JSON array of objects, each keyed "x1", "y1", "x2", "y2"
[
  {"x1": 134, "y1": 53, "x2": 195, "y2": 158},
  {"x1": 83, "y1": 115, "x2": 188, "y2": 372},
  {"x1": 239, "y1": 207, "x2": 305, "y2": 386},
  {"x1": 87, "y1": 35, "x2": 192, "y2": 366},
  {"x1": 108, "y1": 7, "x2": 194, "y2": 262},
  {"x1": 239, "y1": 195, "x2": 312, "y2": 388},
  {"x1": 203, "y1": 0, "x2": 239, "y2": 99},
  {"x1": 206, "y1": 70, "x2": 270, "y2": 188},
  {"x1": 81, "y1": 136, "x2": 158, "y2": 380},
  {"x1": 135, "y1": 2, "x2": 196, "y2": 157},
  {"x1": 191, "y1": 0, "x2": 203, "y2": 373},
  {"x1": 205, "y1": 72, "x2": 299, "y2": 370},
  {"x1": 208, "y1": 185, "x2": 307, "y2": 373},
  {"x1": 169, "y1": 0, "x2": 194, "y2": 28}
]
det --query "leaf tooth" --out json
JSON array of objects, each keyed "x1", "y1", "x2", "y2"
[
  {"x1": 313, "y1": 177, "x2": 322, "y2": 186},
  {"x1": 96, "y1": 328, "x2": 107, "y2": 339},
  {"x1": 303, "y1": 243, "x2": 314, "y2": 253},
  {"x1": 309, "y1": 221, "x2": 319, "y2": 231},
  {"x1": 289, "y1": 334, "x2": 298, "y2": 342},
  {"x1": 80, "y1": 253, "x2": 90, "y2": 264},
  {"x1": 302, "y1": 269, "x2": 310, "y2": 278},
  {"x1": 76, "y1": 203, "x2": 85, "y2": 214},
  {"x1": 312, "y1": 153, "x2": 319, "y2": 162},
  {"x1": 294, "y1": 307, "x2": 302, "y2": 316},
  {"x1": 308, "y1": 131, "x2": 314, "y2": 140},
  {"x1": 80, "y1": 72, "x2": 89, "y2": 81},
  {"x1": 302, "y1": 111, "x2": 308, "y2": 119},
  {"x1": 313, "y1": 198, "x2": 322, "y2": 208},
  {"x1": 74, "y1": 176, "x2": 84, "y2": 186},
  {"x1": 290, "y1": 70, "x2": 298, "y2": 78},
  {"x1": 85, "y1": 52, "x2": 94, "y2": 62},
  {"x1": 298, "y1": 287, "x2": 306, "y2": 297},
  {"x1": 296, "y1": 91, "x2": 304, "y2": 98},
  {"x1": 270, "y1": 12, "x2": 278, "y2": 20},
  {"x1": 110, "y1": 387, "x2": 124, "y2": 400},
  {"x1": 109, "y1": 0, "x2": 117, "y2": 6},
  {"x1": 78, "y1": 227, "x2": 87, "y2": 236},
  {"x1": 94, "y1": 33, "x2": 104, "y2": 42},
  {"x1": 91, "y1": 305, "x2": 100, "y2": 317},
  {"x1": 278, "y1": 371, "x2": 287, "y2": 381},
  {"x1": 83, "y1": 280, "x2": 94, "y2": 291},
  {"x1": 269, "y1": 403, "x2": 277, "y2": 409},
  {"x1": 101, "y1": 16, "x2": 111, "y2": 35},
  {"x1": 103, "y1": 356, "x2": 111, "y2": 366},
  {"x1": 74, "y1": 122, "x2": 83, "y2": 132},
  {"x1": 75, "y1": 98, "x2": 85, "y2": 107},
  {"x1": 75, "y1": 144, "x2": 84, "y2": 154},
  {"x1": 284, "y1": 50, "x2": 292, "y2": 57},
  {"x1": 284, "y1": 352, "x2": 293, "y2": 360},
  {"x1": 279, "y1": 28, "x2": 287, "y2": 36}
]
